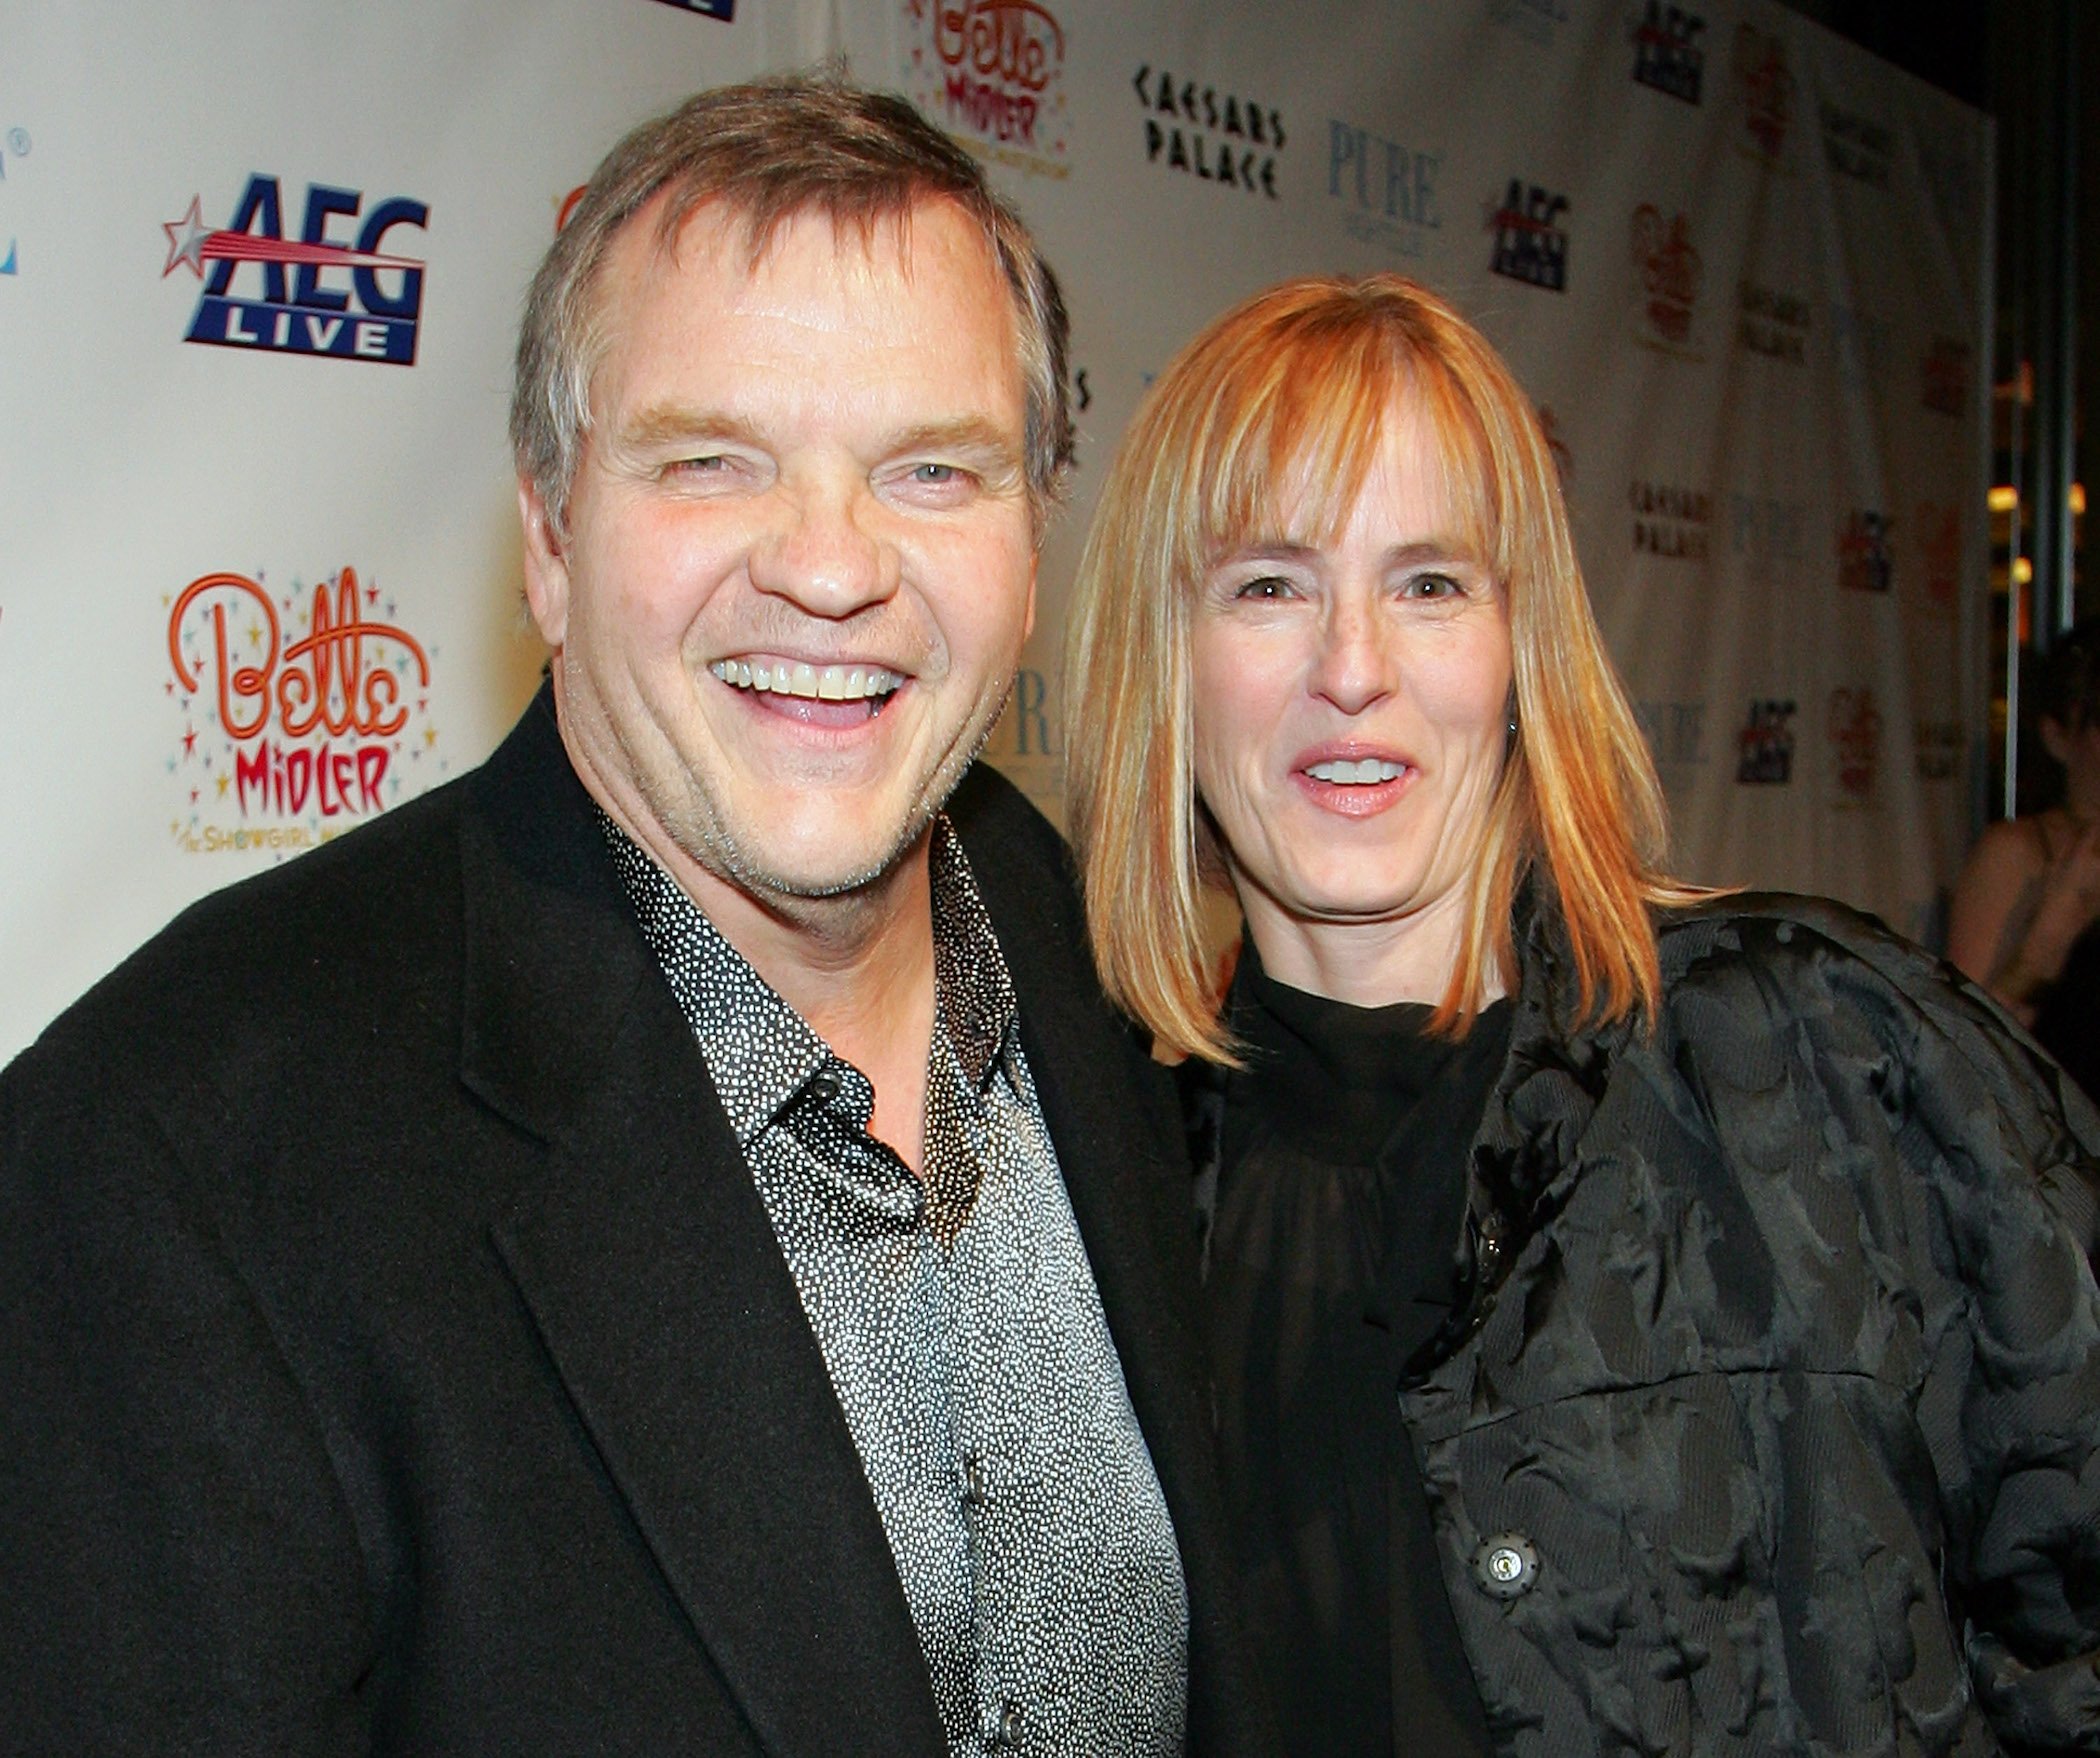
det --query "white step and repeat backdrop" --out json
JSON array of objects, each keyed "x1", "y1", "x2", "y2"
[{"x1": 0, "y1": 0, "x2": 1992, "y2": 1060}]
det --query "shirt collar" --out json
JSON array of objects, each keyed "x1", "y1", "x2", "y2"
[
  {"x1": 597, "y1": 811, "x2": 1021, "y2": 1143},
  {"x1": 927, "y1": 815, "x2": 1021, "y2": 1092}
]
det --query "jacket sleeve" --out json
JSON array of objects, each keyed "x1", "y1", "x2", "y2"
[
  {"x1": 1724, "y1": 910, "x2": 2100, "y2": 1749},
  {"x1": 0, "y1": 1030, "x2": 377, "y2": 1756}
]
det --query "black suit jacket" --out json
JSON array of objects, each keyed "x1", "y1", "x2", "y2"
[{"x1": 0, "y1": 689, "x2": 1268, "y2": 1757}]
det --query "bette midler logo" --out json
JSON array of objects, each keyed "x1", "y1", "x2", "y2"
[
  {"x1": 164, "y1": 566, "x2": 443, "y2": 855},
  {"x1": 905, "y1": 0, "x2": 1069, "y2": 172}
]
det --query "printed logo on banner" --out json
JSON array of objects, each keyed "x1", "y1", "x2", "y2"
[
  {"x1": 1486, "y1": 180, "x2": 1569, "y2": 292},
  {"x1": 1828, "y1": 686, "x2": 1882, "y2": 804},
  {"x1": 1828, "y1": 302, "x2": 1891, "y2": 386},
  {"x1": 904, "y1": 0, "x2": 1069, "y2": 175},
  {"x1": 1837, "y1": 510, "x2": 1894, "y2": 593},
  {"x1": 1916, "y1": 500, "x2": 1961, "y2": 613},
  {"x1": 1328, "y1": 120, "x2": 1440, "y2": 256},
  {"x1": 1737, "y1": 698, "x2": 1797, "y2": 784},
  {"x1": 1733, "y1": 23, "x2": 1795, "y2": 164},
  {"x1": 1922, "y1": 336, "x2": 1970, "y2": 417},
  {"x1": 645, "y1": 0, "x2": 735, "y2": 15},
  {"x1": 1915, "y1": 718, "x2": 1961, "y2": 782},
  {"x1": 0, "y1": 126, "x2": 31, "y2": 278},
  {"x1": 161, "y1": 176, "x2": 430, "y2": 365},
  {"x1": 1133, "y1": 67, "x2": 1285, "y2": 199},
  {"x1": 1635, "y1": 698, "x2": 1709, "y2": 773},
  {"x1": 1917, "y1": 134, "x2": 1981, "y2": 244},
  {"x1": 1738, "y1": 278, "x2": 1809, "y2": 364},
  {"x1": 1486, "y1": 0, "x2": 1570, "y2": 48},
  {"x1": 997, "y1": 669, "x2": 1058, "y2": 759},
  {"x1": 1630, "y1": 4, "x2": 1705, "y2": 104},
  {"x1": 1821, "y1": 102, "x2": 1894, "y2": 188},
  {"x1": 1629, "y1": 479, "x2": 1711, "y2": 561},
  {"x1": 1630, "y1": 205, "x2": 1701, "y2": 353},
  {"x1": 1730, "y1": 493, "x2": 1806, "y2": 565},
  {"x1": 164, "y1": 566, "x2": 445, "y2": 855}
]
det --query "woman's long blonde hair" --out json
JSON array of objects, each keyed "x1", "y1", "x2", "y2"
[{"x1": 1063, "y1": 274, "x2": 1700, "y2": 1064}]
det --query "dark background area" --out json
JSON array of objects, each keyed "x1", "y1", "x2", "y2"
[{"x1": 1781, "y1": 0, "x2": 2091, "y2": 810}]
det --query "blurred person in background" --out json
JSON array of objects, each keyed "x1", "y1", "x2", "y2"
[
  {"x1": 1064, "y1": 272, "x2": 2100, "y2": 1758},
  {"x1": 1950, "y1": 617, "x2": 2100, "y2": 1101}
]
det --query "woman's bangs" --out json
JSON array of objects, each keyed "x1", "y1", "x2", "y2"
[{"x1": 1197, "y1": 327, "x2": 1406, "y2": 559}]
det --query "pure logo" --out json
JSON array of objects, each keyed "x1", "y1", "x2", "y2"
[{"x1": 1328, "y1": 119, "x2": 1439, "y2": 256}]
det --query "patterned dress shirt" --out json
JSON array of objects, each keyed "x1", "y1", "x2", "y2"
[{"x1": 601, "y1": 813, "x2": 1189, "y2": 1757}]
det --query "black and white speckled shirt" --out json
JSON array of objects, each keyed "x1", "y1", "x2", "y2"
[{"x1": 601, "y1": 813, "x2": 1189, "y2": 1758}]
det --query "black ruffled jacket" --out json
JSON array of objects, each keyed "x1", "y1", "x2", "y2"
[{"x1": 1389, "y1": 890, "x2": 2100, "y2": 1755}]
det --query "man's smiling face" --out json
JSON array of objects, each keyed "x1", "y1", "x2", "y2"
[{"x1": 522, "y1": 195, "x2": 1037, "y2": 910}]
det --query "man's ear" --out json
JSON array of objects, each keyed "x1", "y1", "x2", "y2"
[
  {"x1": 519, "y1": 476, "x2": 571, "y2": 649},
  {"x1": 1021, "y1": 554, "x2": 1038, "y2": 644}
]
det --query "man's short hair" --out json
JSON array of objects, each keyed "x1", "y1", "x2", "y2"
[{"x1": 511, "y1": 73, "x2": 1074, "y2": 538}]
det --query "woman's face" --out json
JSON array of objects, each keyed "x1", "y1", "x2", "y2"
[{"x1": 1189, "y1": 397, "x2": 1513, "y2": 998}]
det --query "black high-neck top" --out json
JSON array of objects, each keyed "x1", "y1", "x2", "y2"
[{"x1": 1199, "y1": 946, "x2": 1511, "y2": 1758}]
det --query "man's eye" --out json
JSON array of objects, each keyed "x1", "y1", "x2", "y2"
[
  {"x1": 911, "y1": 463, "x2": 964, "y2": 484},
  {"x1": 671, "y1": 455, "x2": 731, "y2": 474}
]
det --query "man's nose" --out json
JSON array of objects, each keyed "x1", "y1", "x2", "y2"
[{"x1": 748, "y1": 481, "x2": 899, "y2": 617}]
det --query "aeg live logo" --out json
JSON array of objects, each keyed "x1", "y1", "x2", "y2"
[{"x1": 162, "y1": 175, "x2": 429, "y2": 366}]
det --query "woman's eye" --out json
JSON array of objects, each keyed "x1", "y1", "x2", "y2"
[
  {"x1": 1233, "y1": 575, "x2": 1295, "y2": 601},
  {"x1": 1404, "y1": 572, "x2": 1462, "y2": 599}
]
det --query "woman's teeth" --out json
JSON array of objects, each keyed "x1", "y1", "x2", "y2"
[
  {"x1": 1306, "y1": 758, "x2": 1405, "y2": 784},
  {"x1": 708, "y1": 660, "x2": 902, "y2": 702}
]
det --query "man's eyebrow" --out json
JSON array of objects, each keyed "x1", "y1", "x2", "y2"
[
  {"x1": 618, "y1": 405, "x2": 768, "y2": 451},
  {"x1": 882, "y1": 418, "x2": 1025, "y2": 469},
  {"x1": 611, "y1": 408, "x2": 1022, "y2": 472}
]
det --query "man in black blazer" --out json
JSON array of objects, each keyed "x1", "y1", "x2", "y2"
[{"x1": 0, "y1": 80, "x2": 1266, "y2": 1757}]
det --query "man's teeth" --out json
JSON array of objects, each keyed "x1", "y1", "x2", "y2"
[
  {"x1": 1307, "y1": 758, "x2": 1405, "y2": 784},
  {"x1": 708, "y1": 660, "x2": 902, "y2": 701}
]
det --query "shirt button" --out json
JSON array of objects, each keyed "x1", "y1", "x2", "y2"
[
  {"x1": 997, "y1": 1698, "x2": 1023, "y2": 1745},
  {"x1": 1473, "y1": 1531, "x2": 1540, "y2": 1599},
  {"x1": 804, "y1": 1069, "x2": 840, "y2": 1107},
  {"x1": 962, "y1": 1452, "x2": 988, "y2": 1507}
]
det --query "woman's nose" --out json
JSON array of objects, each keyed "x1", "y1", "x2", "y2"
[{"x1": 1309, "y1": 597, "x2": 1391, "y2": 713}]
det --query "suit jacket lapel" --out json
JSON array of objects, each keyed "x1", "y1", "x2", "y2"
[{"x1": 459, "y1": 692, "x2": 943, "y2": 1758}]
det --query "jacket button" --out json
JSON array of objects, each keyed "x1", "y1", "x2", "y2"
[{"x1": 1473, "y1": 1531, "x2": 1540, "y2": 1599}]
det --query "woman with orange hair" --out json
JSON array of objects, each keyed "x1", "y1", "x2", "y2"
[{"x1": 1064, "y1": 274, "x2": 2100, "y2": 1756}]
